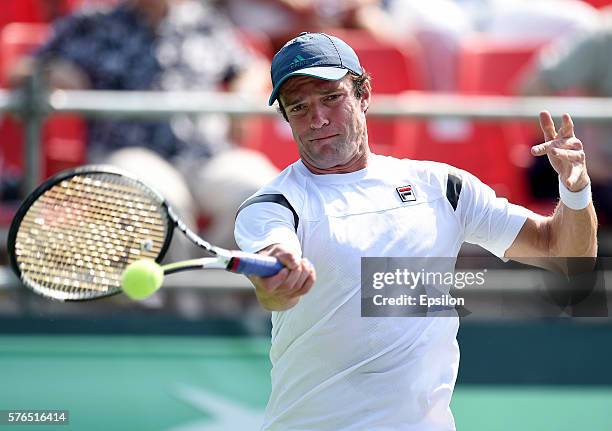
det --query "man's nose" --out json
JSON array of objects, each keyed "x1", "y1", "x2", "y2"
[{"x1": 310, "y1": 104, "x2": 329, "y2": 129}]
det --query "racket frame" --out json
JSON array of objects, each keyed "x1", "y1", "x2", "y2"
[
  {"x1": 8, "y1": 166, "x2": 177, "y2": 300},
  {"x1": 7, "y1": 165, "x2": 281, "y2": 301}
]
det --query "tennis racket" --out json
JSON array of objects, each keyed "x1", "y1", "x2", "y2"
[{"x1": 7, "y1": 165, "x2": 283, "y2": 301}]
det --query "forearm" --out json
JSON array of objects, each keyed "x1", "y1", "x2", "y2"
[
  {"x1": 547, "y1": 200, "x2": 598, "y2": 257},
  {"x1": 44, "y1": 58, "x2": 91, "y2": 90},
  {"x1": 507, "y1": 111, "x2": 598, "y2": 270},
  {"x1": 9, "y1": 56, "x2": 90, "y2": 90}
]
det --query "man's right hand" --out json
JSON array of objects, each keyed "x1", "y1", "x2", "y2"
[{"x1": 248, "y1": 244, "x2": 316, "y2": 311}]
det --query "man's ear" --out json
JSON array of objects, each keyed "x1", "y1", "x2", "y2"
[
  {"x1": 361, "y1": 80, "x2": 372, "y2": 113},
  {"x1": 361, "y1": 98, "x2": 369, "y2": 112}
]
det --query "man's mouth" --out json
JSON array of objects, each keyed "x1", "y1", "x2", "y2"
[{"x1": 309, "y1": 134, "x2": 340, "y2": 142}]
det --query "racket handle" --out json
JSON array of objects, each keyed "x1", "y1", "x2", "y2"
[{"x1": 228, "y1": 252, "x2": 284, "y2": 277}]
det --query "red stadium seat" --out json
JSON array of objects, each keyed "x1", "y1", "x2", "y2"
[
  {"x1": 0, "y1": 23, "x2": 86, "y2": 183},
  {"x1": 240, "y1": 31, "x2": 427, "y2": 168},
  {"x1": 458, "y1": 38, "x2": 547, "y2": 96},
  {"x1": 462, "y1": 37, "x2": 548, "y2": 206},
  {"x1": 240, "y1": 116, "x2": 299, "y2": 170},
  {"x1": 580, "y1": 0, "x2": 612, "y2": 9},
  {"x1": 0, "y1": 0, "x2": 82, "y2": 30},
  {"x1": 410, "y1": 37, "x2": 548, "y2": 206},
  {"x1": 336, "y1": 31, "x2": 425, "y2": 158},
  {"x1": 0, "y1": 2, "x2": 45, "y2": 29},
  {"x1": 237, "y1": 29, "x2": 274, "y2": 60},
  {"x1": 0, "y1": 23, "x2": 49, "y2": 87}
]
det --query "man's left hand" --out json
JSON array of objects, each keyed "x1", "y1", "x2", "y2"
[{"x1": 531, "y1": 111, "x2": 590, "y2": 192}]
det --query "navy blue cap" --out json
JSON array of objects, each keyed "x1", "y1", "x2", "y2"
[{"x1": 268, "y1": 32, "x2": 363, "y2": 106}]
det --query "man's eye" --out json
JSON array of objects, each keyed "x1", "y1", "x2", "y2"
[
  {"x1": 326, "y1": 94, "x2": 340, "y2": 101},
  {"x1": 290, "y1": 105, "x2": 304, "y2": 113}
]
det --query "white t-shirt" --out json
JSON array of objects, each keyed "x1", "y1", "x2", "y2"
[{"x1": 235, "y1": 154, "x2": 531, "y2": 431}]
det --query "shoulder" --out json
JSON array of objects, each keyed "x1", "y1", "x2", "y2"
[
  {"x1": 373, "y1": 154, "x2": 459, "y2": 190},
  {"x1": 236, "y1": 161, "x2": 307, "y2": 226},
  {"x1": 372, "y1": 154, "x2": 451, "y2": 178},
  {"x1": 371, "y1": 155, "x2": 476, "y2": 210},
  {"x1": 255, "y1": 162, "x2": 307, "y2": 199}
]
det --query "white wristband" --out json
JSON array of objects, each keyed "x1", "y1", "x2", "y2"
[{"x1": 558, "y1": 178, "x2": 591, "y2": 210}]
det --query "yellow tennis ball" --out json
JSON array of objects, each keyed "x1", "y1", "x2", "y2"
[{"x1": 121, "y1": 259, "x2": 164, "y2": 300}]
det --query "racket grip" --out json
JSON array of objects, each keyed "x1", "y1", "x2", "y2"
[{"x1": 229, "y1": 252, "x2": 284, "y2": 277}]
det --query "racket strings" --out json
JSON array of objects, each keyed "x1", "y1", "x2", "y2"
[
  {"x1": 37, "y1": 187, "x2": 166, "y2": 239},
  {"x1": 14, "y1": 173, "x2": 169, "y2": 300}
]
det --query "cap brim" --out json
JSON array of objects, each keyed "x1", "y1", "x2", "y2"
[{"x1": 268, "y1": 67, "x2": 349, "y2": 106}]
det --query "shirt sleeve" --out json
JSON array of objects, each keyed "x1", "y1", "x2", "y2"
[
  {"x1": 234, "y1": 200, "x2": 302, "y2": 256},
  {"x1": 455, "y1": 169, "x2": 534, "y2": 259}
]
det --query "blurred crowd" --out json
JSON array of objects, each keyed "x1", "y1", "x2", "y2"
[
  {"x1": 0, "y1": 0, "x2": 611, "y2": 317},
  {"x1": 1, "y1": 0, "x2": 612, "y2": 240}
]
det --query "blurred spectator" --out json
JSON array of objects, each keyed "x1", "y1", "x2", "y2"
[
  {"x1": 222, "y1": 0, "x2": 389, "y2": 50},
  {"x1": 384, "y1": 0, "x2": 473, "y2": 91},
  {"x1": 479, "y1": 0, "x2": 600, "y2": 41},
  {"x1": 519, "y1": 8, "x2": 612, "y2": 222},
  {"x1": 9, "y1": 0, "x2": 278, "y2": 254},
  {"x1": 383, "y1": 0, "x2": 600, "y2": 91}
]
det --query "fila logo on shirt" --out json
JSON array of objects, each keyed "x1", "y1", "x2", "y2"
[{"x1": 396, "y1": 184, "x2": 416, "y2": 202}]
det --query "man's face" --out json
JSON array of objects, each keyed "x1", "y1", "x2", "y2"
[{"x1": 279, "y1": 75, "x2": 370, "y2": 172}]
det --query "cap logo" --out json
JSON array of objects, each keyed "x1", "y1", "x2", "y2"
[{"x1": 290, "y1": 55, "x2": 307, "y2": 69}]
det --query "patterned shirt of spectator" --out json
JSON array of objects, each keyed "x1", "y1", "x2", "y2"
[{"x1": 37, "y1": 1, "x2": 253, "y2": 161}]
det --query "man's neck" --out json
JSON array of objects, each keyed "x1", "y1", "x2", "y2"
[{"x1": 303, "y1": 148, "x2": 370, "y2": 175}]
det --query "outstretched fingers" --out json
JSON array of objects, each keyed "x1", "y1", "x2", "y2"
[
  {"x1": 558, "y1": 113, "x2": 575, "y2": 139},
  {"x1": 531, "y1": 136, "x2": 582, "y2": 157},
  {"x1": 531, "y1": 141, "x2": 551, "y2": 156},
  {"x1": 539, "y1": 111, "x2": 557, "y2": 142}
]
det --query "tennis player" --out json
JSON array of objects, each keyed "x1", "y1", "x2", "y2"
[{"x1": 234, "y1": 32, "x2": 598, "y2": 430}]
